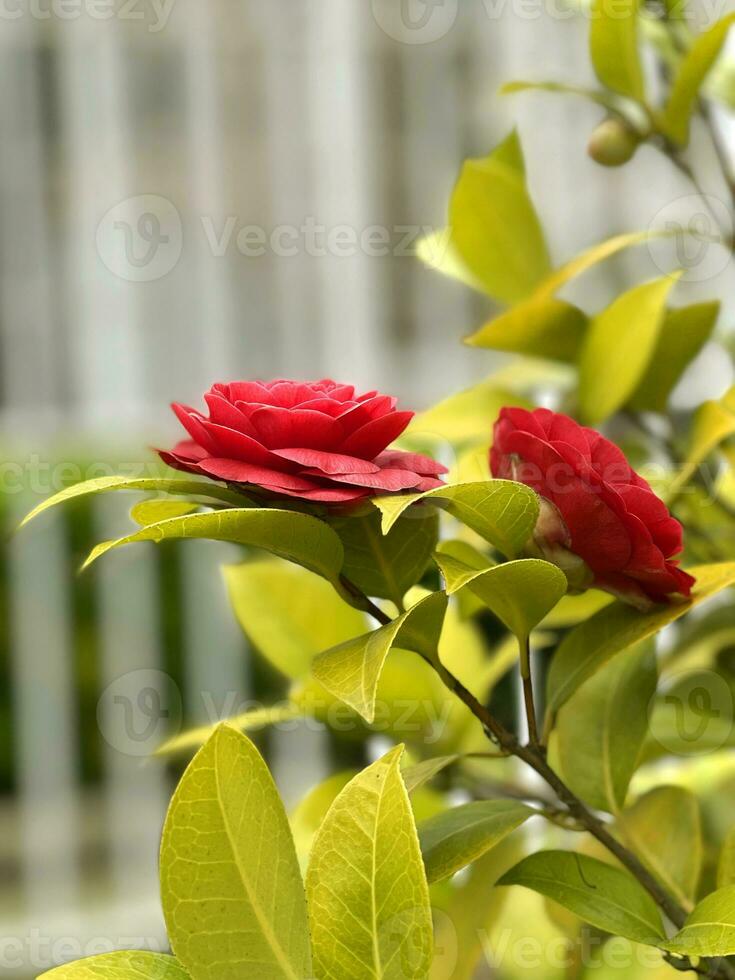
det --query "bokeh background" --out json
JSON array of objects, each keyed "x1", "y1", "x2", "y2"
[{"x1": 4, "y1": 0, "x2": 735, "y2": 976}]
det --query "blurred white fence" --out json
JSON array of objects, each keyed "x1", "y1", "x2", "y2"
[{"x1": 2, "y1": 0, "x2": 731, "y2": 975}]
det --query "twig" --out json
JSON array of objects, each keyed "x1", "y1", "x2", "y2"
[{"x1": 339, "y1": 579, "x2": 735, "y2": 978}]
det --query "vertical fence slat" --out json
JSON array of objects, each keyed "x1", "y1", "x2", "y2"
[
  {"x1": 93, "y1": 495, "x2": 169, "y2": 904},
  {"x1": 9, "y1": 496, "x2": 80, "y2": 913},
  {"x1": 305, "y1": 0, "x2": 384, "y2": 387}
]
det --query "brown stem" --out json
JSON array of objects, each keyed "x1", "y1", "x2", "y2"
[
  {"x1": 342, "y1": 580, "x2": 734, "y2": 978},
  {"x1": 425, "y1": 656, "x2": 735, "y2": 980}
]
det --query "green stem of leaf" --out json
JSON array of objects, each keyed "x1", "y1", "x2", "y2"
[{"x1": 519, "y1": 634, "x2": 541, "y2": 750}]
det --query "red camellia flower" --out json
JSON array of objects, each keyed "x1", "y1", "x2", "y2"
[
  {"x1": 160, "y1": 379, "x2": 447, "y2": 504},
  {"x1": 491, "y1": 407, "x2": 695, "y2": 609}
]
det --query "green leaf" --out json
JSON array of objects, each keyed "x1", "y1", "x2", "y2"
[
  {"x1": 499, "y1": 851, "x2": 665, "y2": 945},
  {"x1": 19, "y1": 476, "x2": 249, "y2": 528},
  {"x1": 373, "y1": 480, "x2": 540, "y2": 559},
  {"x1": 590, "y1": 0, "x2": 645, "y2": 101},
  {"x1": 415, "y1": 227, "x2": 486, "y2": 293},
  {"x1": 82, "y1": 507, "x2": 345, "y2": 588},
  {"x1": 418, "y1": 800, "x2": 533, "y2": 883},
  {"x1": 546, "y1": 562, "x2": 735, "y2": 718},
  {"x1": 449, "y1": 131, "x2": 551, "y2": 303},
  {"x1": 328, "y1": 506, "x2": 439, "y2": 605},
  {"x1": 434, "y1": 546, "x2": 495, "y2": 595},
  {"x1": 452, "y1": 558, "x2": 568, "y2": 641},
  {"x1": 629, "y1": 302, "x2": 719, "y2": 412},
  {"x1": 401, "y1": 754, "x2": 459, "y2": 794},
  {"x1": 556, "y1": 642, "x2": 658, "y2": 813},
  {"x1": 540, "y1": 589, "x2": 612, "y2": 628},
  {"x1": 290, "y1": 770, "x2": 356, "y2": 867},
  {"x1": 306, "y1": 745, "x2": 433, "y2": 980},
  {"x1": 619, "y1": 787, "x2": 702, "y2": 910},
  {"x1": 160, "y1": 726, "x2": 311, "y2": 980},
  {"x1": 719, "y1": 828, "x2": 735, "y2": 888},
  {"x1": 502, "y1": 79, "x2": 633, "y2": 113},
  {"x1": 406, "y1": 378, "x2": 528, "y2": 446},
  {"x1": 130, "y1": 500, "x2": 199, "y2": 526},
  {"x1": 579, "y1": 274, "x2": 681, "y2": 424},
  {"x1": 38, "y1": 953, "x2": 190, "y2": 980},
  {"x1": 670, "y1": 389, "x2": 735, "y2": 494},
  {"x1": 661, "y1": 14, "x2": 735, "y2": 145},
  {"x1": 663, "y1": 886, "x2": 735, "y2": 956},
  {"x1": 154, "y1": 704, "x2": 304, "y2": 757},
  {"x1": 224, "y1": 559, "x2": 365, "y2": 680},
  {"x1": 467, "y1": 297, "x2": 588, "y2": 363},
  {"x1": 312, "y1": 591, "x2": 448, "y2": 723},
  {"x1": 465, "y1": 231, "x2": 657, "y2": 354}
]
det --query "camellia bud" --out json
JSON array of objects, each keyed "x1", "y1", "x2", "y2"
[
  {"x1": 523, "y1": 497, "x2": 594, "y2": 593},
  {"x1": 587, "y1": 118, "x2": 640, "y2": 168}
]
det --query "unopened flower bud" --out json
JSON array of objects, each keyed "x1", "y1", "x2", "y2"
[
  {"x1": 524, "y1": 498, "x2": 594, "y2": 593},
  {"x1": 587, "y1": 118, "x2": 640, "y2": 167}
]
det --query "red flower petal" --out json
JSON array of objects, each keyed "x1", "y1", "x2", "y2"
[
  {"x1": 272, "y1": 447, "x2": 380, "y2": 475},
  {"x1": 171, "y1": 403, "x2": 219, "y2": 453},
  {"x1": 197, "y1": 458, "x2": 322, "y2": 490},
  {"x1": 197, "y1": 419, "x2": 287, "y2": 468},
  {"x1": 374, "y1": 449, "x2": 449, "y2": 476},
  {"x1": 249, "y1": 405, "x2": 344, "y2": 450},
  {"x1": 340, "y1": 411, "x2": 414, "y2": 458},
  {"x1": 203, "y1": 393, "x2": 260, "y2": 437},
  {"x1": 311, "y1": 467, "x2": 425, "y2": 491}
]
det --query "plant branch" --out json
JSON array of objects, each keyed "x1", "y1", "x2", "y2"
[
  {"x1": 341, "y1": 579, "x2": 733, "y2": 977},
  {"x1": 423, "y1": 653, "x2": 735, "y2": 980}
]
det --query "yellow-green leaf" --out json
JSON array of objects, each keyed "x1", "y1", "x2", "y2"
[
  {"x1": 130, "y1": 500, "x2": 199, "y2": 526},
  {"x1": 629, "y1": 302, "x2": 719, "y2": 412},
  {"x1": 452, "y1": 558, "x2": 568, "y2": 641},
  {"x1": 661, "y1": 14, "x2": 735, "y2": 145},
  {"x1": 224, "y1": 559, "x2": 366, "y2": 680},
  {"x1": 466, "y1": 231, "x2": 656, "y2": 356},
  {"x1": 290, "y1": 770, "x2": 355, "y2": 868},
  {"x1": 401, "y1": 755, "x2": 459, "y2": 794},
  {"x1": 663, "y1": 887, "x2": 735, "y2": 957},
  {"x1": 670, "y1": 389, "x2": 735, "y2": 494},
  {"x1": 407, "y1": 378, "x2": 528, "y2": 447},
  {"x1": 499, "y1": 851, "x2": 665, "y2": 945},
  {"x1": 373, "y1": 480, "x2": 539, "y2": 559},
  {"x1": 502, "y1": 79, "x2": 630, "y2": 112},
  {"x1": 418, "y1": 800, "x2": 533, "y2": 883},
  {"x1": 82, "y1": 507, "x2": 345, "y2": 588},
  {"x1": 718, "y1": 828, "x2": 735, "y2": 888},
  {"x1": 38, "y1": 953, "x2": 190, "y2": 980},
  {"x1": 467, "y1": 297, "x2": 588, "y2": 363},
  {"x1": 416, "y1": 228, "x2": 485, "y2": 293},
  {"x1": 546, "y1": 562, "x2": 735, "y2": 717},
  {"x1": 579, "y1": 274, "x2": 681, "y2": 424},
  {"x1": 556, "y1": 642, "x2": 657, "y2": 813},
  {"x1": 328, "y1": 506, "x2": 439, "y2": 605},
  {"x1": 160, "y1": 726, "x2": 311, "y2": 980},
  {"x1": 590, "y1": 0, "x2": 645, "y2": 101},
  {"x1": 19, "y1": 476, "x2": 248, "y2": 528},
  {"x1": 312, "y1": 591, "x2": 448, "y2": 723},
  {"x1": 306, "y1": 746, "x2": 433, "y2": 980},
  {"x1": 619, "y1": 787, "x2": 702, "y2": 910},
  {"x1": 154, "y1": 704, "x2": 304, "y2": 757},
  {"x1": 449, "y1": 131, "x2": 550, "y2": 303}
]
